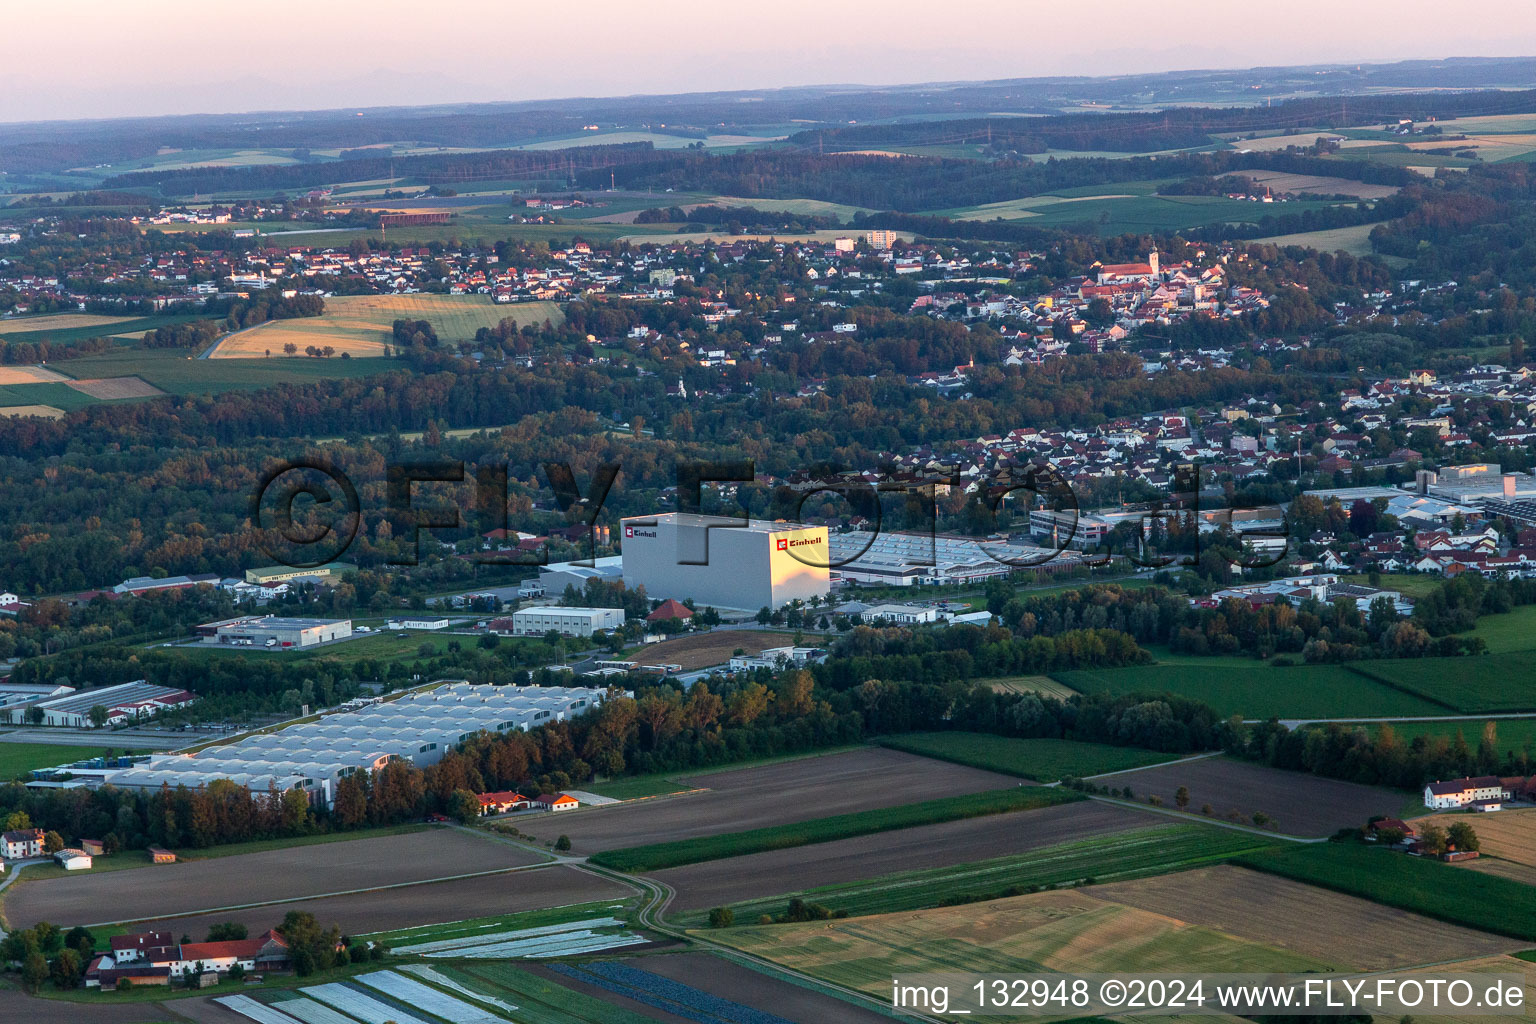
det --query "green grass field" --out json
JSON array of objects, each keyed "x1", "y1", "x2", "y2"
[
  {"x1": 589, "y1": 787, "x2": 1084, "y2": 873},
  {"x1": 0, "y1": 381, "x2": 97, "y2": 411},
  {"x1": 50, "y1": 347, "x2": 394, "y2": 397},
  {"x1": 682, "y1": 823, "x2": 1274, "y2": 925},
  {"x1": 1054, "y1": 663, "x2": 1450, "y2": 719},
  {"x1": 1236, "y1": 843, "x2": 1536, "y2": 941},
  {"x1": 876, "y1": 733, "x2": 1181, "y2": 781},
  {"x1": 1349, "y1": 654, "x2": 1536, "y2": 714},
  {"x1": 1455, "y1": 604, "x2": 1536, "y2": 654},
  {"x1": 0, "y1": 742, "x2": 118, "y2": 780}
]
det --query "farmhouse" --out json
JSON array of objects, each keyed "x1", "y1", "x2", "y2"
[
  {"x1": 1424, "y1": 776, "x2": 1506, "y2": 809},
  {"x1": 536, "y1": 793, "x2": 579, "y2": 812},
  {"x1": 89, "y1": 930, "x2": 290, "y2": 989},
  {"x1": 148, "y1": 846, "x2": 177, "y2": 864},
  {"x1": 1, "y1": 828, "x2": 43, "y2": 859},
  {"x1": 477, "y1": 790, "x2": 529, "y2": 814}
]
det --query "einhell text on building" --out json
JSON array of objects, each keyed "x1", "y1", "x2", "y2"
[{"x1": 619, "y1": 513, "x2": 830, "y2": 611}]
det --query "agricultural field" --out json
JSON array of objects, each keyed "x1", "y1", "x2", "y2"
[
  {"x1": 0, "y1": 312, "x2": 204, "y2": 347},
  {"x1": 0, "y1": 365, "x2": 70, "y2": 384},
  {"x1": 877, "y1": 733, "x2": 1182, "y2": 781},
  {"x1": 0, "y1": 403, "x2": 63, "y2": 419},
  {"x1": 1351, "y1": 653, "x2": 1536, "y2": 713},
  {"x1": 210, "y1": 295, "x2": 561, "y2": 359},
  {"x1": 982, "y1": 674, "x2": 1080, "y2": 699},
  {"x1": 0, "y1": 313, "x2": 138, "y2": 335},
  {"x1": 712, "y1": 887, "x2": 1331, "y2": 1002},
  {"x1": 143, "y1": 864, "x2": 629, "y2": 940},
  {"x1": 4, "y1": 828, "x2": 543, "y2": 928},
  {"x1": 666, "y1": 818, "x2": 1267, "y2": 922},
  {"x1": 1252, "y1": 221, "x2": 1379, "y2": 255},
  {"x1": 364, "y1": 898, "x2": 636, "y2": 951},
  {"x1": 517, "y1": 746, "x2": 1021, "y2": 854},
  {"x1": 633, "y1": 951, "x2": 898, "y2": 1024},
  {"x1": 1453, "y1": 604, "x2": 1536, "y2": 654},
  {"x1": 1236, "y1": 843, "x2": 1536, "y2": 940},
  {"x1": 1106, "y1": 756, "x2": 1406, "y2": 837},
  {"x1": 631, "y1": 630, "x2": 796, "y2": 672},
  {"x1": 1092, "y1": 864, "x2": 1516, "y2": 969},
  {"x1": 1054, "y1": 661, "x2": 1448, "y2": 719},
  {"x1": 0, "y1": 380, "x2": 103, "y2": 412},
  {"x1": 51, "y1": 347, "x2": 391, "y2": 397},
  {"x1": 64, "y1": 376, "x2": 165, "y2": 399},
  {"x1": 1238, "y1": 169, "x2": 1401, "y2": 199},
  {"x1": 589, "y1": 786, "x2": 1080, "y2": 872},
  {"x1": 943, "y1": 191, "x2": 1351, "y2": 234},
  {"x1": 1413, "y1": 808, "x2": 1536, "y2": 885}
]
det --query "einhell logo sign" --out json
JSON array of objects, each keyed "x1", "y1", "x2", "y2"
[
  {"x1": 625, "y1": 525, "x2": 657, "y2": 539},
  {"x1": 777, "y1": 535, "x2": 823, "y2": 551}
]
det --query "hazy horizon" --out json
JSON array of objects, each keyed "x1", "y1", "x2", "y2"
[{"x1": 4, "y1": 0, "x2": 1536, "y2": 125}]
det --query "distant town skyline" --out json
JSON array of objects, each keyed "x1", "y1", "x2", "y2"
[{"x1": 4, "y1": 0, "x2": 1536, "y2": 123}]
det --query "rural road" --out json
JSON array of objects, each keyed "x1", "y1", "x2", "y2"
[
  {"x1": 198, "y1": 319, "x2": 272, "y2": 359},
  {"x1": 1277, "y1": 712, "x2": 1536, "y2": 728}
]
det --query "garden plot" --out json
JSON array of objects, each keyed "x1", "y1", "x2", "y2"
[
  {"x1": 356, "y1": 970, "x2": 505, "y2": 1024},
  {"x1": 391, "y1": 916, "x2": 646, "y2": 958},
  {"x1": 302, "y1": 982, "x2": 432, "y2": 1024},
  {"x1": 215, "y1": 995, "x2": 303, "y2": 1024}
]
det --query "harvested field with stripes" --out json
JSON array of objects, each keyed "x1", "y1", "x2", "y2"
[
  {"x1": 1091, "y1": 864, "x2": 1517, "y2": 969},
  {"x1": 64, "y1": 375, "x2": 165, "y2": 399}
]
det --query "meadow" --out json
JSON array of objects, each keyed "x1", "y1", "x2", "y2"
[
  {"x1": 1053, "y1": 662, "x2": 1450, "y2": 719},
  {"x1": 684, "y1": 822, "x2": 1273, "y2": 924},
  {"x1": 1236, "y1": 842, "x2": 1536, "y2": 940},
  {"x1": 0, "y1": 742, "x2": 119, "y2": 780},
  {"x1": 1350, "y1": 654, "x2": 1536, "y2": 714},
  {"x1": 587, "y1": 786, "x2": 1083, "y2": 872},
  {"x1": 875, "y1": 732, "x2": 1180, "y2": 781},
  {"x1": 1253, "y1": 222, "x2": 1379, "y2": 255}
]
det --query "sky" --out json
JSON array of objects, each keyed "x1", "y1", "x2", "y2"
[{"x1": 3, "y1": 0, "x2": 1536, "y2": 123}]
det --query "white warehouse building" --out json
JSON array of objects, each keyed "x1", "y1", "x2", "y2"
[
  {"x1": 509, "y1": 606, "x2": 625, "y2": 637},
  {"x1": 104, "y1": 682, "x2": 610, "y2": 808},
  {"x1": 620, "y1": 513, "x2": 829, "y2": 610}
]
